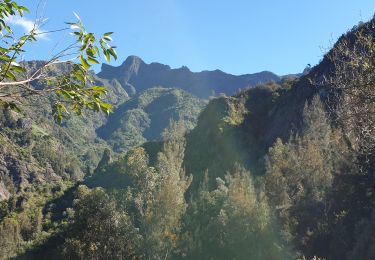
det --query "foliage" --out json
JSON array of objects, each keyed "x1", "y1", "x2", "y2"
[
  {"x1": 140, "y1": 121, "x2": 192, "y2": 259},
  {"x1": 0, "y1": 217, "x2": 22, "y2": 259},
  {"x1": 62, "y1": 186, "x2": 138, "y2": 259},
  {"x1": 50, "y1": 122, "x2": 192, "y2": 259},
  {"x1": 4, "y1": 7, "x2": 375, "y2": 260},
  {"x1": 323, "y1": 27, "x2": 375, "y2": 155},
  {"x1": 179, "y1": 166, "x2": 288, "y2": 260},
  {"x1": 264, "y1": 96, "x2": 353, "y2": 256},
  {"x1": 97, "y1": 87, "x2": 207, "y2": 153},
  {"x1": 0, "y1": 0, "x2": 117, "y2": 122}
]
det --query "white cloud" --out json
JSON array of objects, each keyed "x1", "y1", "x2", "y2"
[{"x1": 5, "y1": 16, "x2": 49, "y2": 40}]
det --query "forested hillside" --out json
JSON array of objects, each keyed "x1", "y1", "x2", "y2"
[
  {"x1": 97, "y1": 87, "x2": 207, "y2": 153},
  {"x1": 2, "y1": 5, "x2": 375, "y2": 260},
  {"x1": 0, "y1": 63, "x2": 207, "y2": 258}
]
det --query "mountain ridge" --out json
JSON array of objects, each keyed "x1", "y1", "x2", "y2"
[{"x1": 98, "y1": 55, "x2": 281, "y2": 98}]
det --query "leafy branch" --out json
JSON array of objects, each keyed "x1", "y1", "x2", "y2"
[{"x1": 0, "y1": 0, "x2": 118, "y2": 122}]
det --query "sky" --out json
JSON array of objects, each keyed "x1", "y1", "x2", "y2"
[{"x1": 12, "y1": 0, "x2": 375, "y2": 75}]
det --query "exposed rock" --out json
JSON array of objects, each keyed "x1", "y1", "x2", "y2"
[
  {"x1": 16, "y1": 118, "x2": 32, "y2": 129},
  {"x1": 98, "y1": 55, "x2": 281, "y2": 98},
  {"x1": 95, "y1": 148, "x2": 112, "y2": 173},
  {"x1": 0, "y1": 181, "x2": 10, "y2": 201}
]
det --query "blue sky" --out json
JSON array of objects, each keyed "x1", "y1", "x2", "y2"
[{"x1": 13, "y1": 0, "x2": 375, "y2": 75}]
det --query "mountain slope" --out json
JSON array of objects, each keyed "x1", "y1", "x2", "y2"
[
  {"x1": 97, "y1": 87, "x2": 207, "y2": 152},
  {"x1": 5, "y1": 17, "x2": 375, "y2": 259}
]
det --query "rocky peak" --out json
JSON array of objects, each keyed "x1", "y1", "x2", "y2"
[
  {"x1": 97, "y1": 55, "x2": 281, "y2": 98},
  {"x1": 98, "y1": 55, "x2": 145, "y2": 81}
]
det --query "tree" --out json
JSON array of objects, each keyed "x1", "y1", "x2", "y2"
[
  {"x1": 140, "y1": 121, "x2": 192, "y2": 259},
  {"x1": 62, "y1": 186, "x2": 139, "y2": 259},
  {"x1": 322, "y1": 23, "x2": 375, "y2": 156},
  {"x1": 0, "y1": 0, "x2": 117, "y2": 122},
  {"x1": 115, "y1": 122, "x2": 192, "y2": 259},
  {"x1": 180, "y1": 166, "x2": 287, "y2": 260},
  {"x1": 309, "y1": 21, "x2": 375, "y2": 257},
  {"x1": 0, "y1": 217, "x2": 22, "y2": 258},
  {"x1": 264, "y1": 95, "x2": 354, "y2": 257}
]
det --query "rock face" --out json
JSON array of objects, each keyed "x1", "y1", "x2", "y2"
[
  {"x1": 0, "y1": 141, "x2": 63, "y2": 200},
  {"x1": 0, "y1": 181, "x2": 10, "y2": 200},
  {"x1": 98, "y1": 55, "x2": 281, "y2": 98},
  {"x1": 95, "y1": 148, "x2": 112, "y2": 172}
]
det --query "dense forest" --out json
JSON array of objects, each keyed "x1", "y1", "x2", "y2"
[{"x1": 1, "y1": 2, "x2": 375, "y2": 260}]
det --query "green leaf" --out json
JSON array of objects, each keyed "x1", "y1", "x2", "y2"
[
  {"x1": 11, "y1": 65, "x2": 26, "y2": 73},
  {"x1": 79, "y1": 55, "x2": 90, "y2": 70},
  {"x1": 100, "y1": 102, "x2": 112, "y2": 111},
  {"x1": 0, "y1": 55, "x2": 12, "y2": 62},
  {"x1": 108, "y1": 48, "x2": 117, "y2": 60},
  {"x1": 6, "y1": 71, "x2": 16, "y2": 81},
  {"x1": 91, "y1": 86, "x2": 106, "y2": 92},
  {"x1": 87, "y1": 56, "x2": 99, "y2": 65},
  {"x1": 104, "y1": 49, "x2": 110, "y2": 63},
  {"x1": 74, "y1": 71, "x2": 85, "y2": 83},
  {"x1": 104, "y1": 35, "x2": 112, "y2": 41}
]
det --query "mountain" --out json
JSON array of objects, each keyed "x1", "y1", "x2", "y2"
[
  {"x1": 0, "y1": 59, "x2": 211, "y2": 204},
  {"x1": 0, "y1": 76, "x2": 124, "y2": 201},
  {"x1": 97, "y1": 87, "x2": 207, "y2": 152},
  {"x1": 4, "y1": 16, "x2": 375, "y2": 259},
  {"x1": 98, "y1": 55, "x2": 281, "y2": 98},
  {"x1": 0, "y1": 63, "x2": 207, "y2": 202}
]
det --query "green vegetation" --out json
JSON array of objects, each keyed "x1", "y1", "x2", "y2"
[
  {"x1": 0, "y1": 0, "x2": 117, "y2": 122},
  {"x1": 97, "y1": 87, "x2": 207, "y2": 153},
  {"x1": 2, "y1": 2, "x2": 375, "y2": 260},
  {"x1": 179, "y1": 167, "x2": 288, "y2": 260}
]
